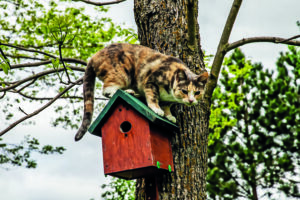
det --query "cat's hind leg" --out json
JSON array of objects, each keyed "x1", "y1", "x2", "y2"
[
  {"x1": 144, "y1": 83, "x2": 164, "y2": 116},
  {"x1": 102, "y1": 72, "x2": 129, "y2": 98},
  {"x1": 103, "y1": 85, "x2": 122, "y2": 98}
]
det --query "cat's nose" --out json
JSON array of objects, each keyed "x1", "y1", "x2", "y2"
[{"x1": 189, "y1": 99, "x2": 194, "y2": 103}]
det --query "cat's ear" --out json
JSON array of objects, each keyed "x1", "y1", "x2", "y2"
[
  {"x1": 197, "y1": 72, "x2": 209, "y2": 83},
  {"x1": 176, "y1": 69, "x2": 187, "y2": 81}
]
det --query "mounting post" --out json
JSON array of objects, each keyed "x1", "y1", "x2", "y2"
[{"x1": 145, "y1": 176, "x2": 159, "y2": 200}]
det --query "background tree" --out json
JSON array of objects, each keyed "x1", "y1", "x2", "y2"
[
  {"x1": 0, "y1": 135, "x2": 65, "y2": 169},
  {"x1": 0, "y1": 0, "x2": 136, "y2": 135},
  {"x1": 207, "y1": 47, "x2": 300, "y2": 199},
  {"x1": 0, "y1": 0, "x2": 135, "y2": 192},
  {"x1": 101, "y1": 177, "x2": 135, "y2": 200},
  {"x1": 1, "y1": 0, "x2": 300, "y2": 199}
]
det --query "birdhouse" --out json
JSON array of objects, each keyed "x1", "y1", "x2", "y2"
[{"x1": 88, "y1": 89, "x2": 178, "y2": 180}]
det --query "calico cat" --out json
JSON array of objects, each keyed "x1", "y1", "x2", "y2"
[{"x1": 75, "y1": 43, "x2": 208, "y2": 141}]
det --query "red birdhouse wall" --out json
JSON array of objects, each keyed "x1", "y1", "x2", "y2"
[{"x1": 101, "y1": 101, "x2": 174, "y2": 179}]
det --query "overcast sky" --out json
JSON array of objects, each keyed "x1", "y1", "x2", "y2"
[{"x1": 1, "y1": 0, "x2": 299, "y2": 200}]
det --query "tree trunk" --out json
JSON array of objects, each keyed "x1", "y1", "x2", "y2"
[{"x1": 134, "y1": 1, "x2": 210, "y2": 199}]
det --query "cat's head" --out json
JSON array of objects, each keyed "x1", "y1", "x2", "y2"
[{"x1": 172, "y1": 70, "x2": 209, "y2": 106}]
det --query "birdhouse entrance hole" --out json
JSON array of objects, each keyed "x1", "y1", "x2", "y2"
[{"x1": 120, "y1": 121, "x2": 132, "y2": 136}]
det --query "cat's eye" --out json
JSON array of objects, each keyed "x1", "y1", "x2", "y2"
[
  {"x1": 181, "y1": 89, "x2": 188, "y2": 94},
  {"x1": 194, "y1": 91, "x2": 201, "y2": 95}
]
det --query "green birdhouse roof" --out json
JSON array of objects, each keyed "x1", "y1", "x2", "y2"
[{"x1": 88, "y1": 89, "x2": 179, "y2": 137}]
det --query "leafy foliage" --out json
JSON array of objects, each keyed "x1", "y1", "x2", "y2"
[
  {"x1": 0, "y1": 0, "x2": 137, "y2": 131},
  {"x1": 0, "y1": 52, "x2": 10, "y2": 75},
  {"x1": 207, "y1": 47, "x2": 300, "y2": 199},
  {"x1": 0, "y1": 135, "x2": 65, "y2": 169},
  {"x1": 101, "y1": 177, "x2": 136, "y2": 200}
]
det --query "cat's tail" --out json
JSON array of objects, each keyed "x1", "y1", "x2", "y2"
[{"x1": 75, "y1": 60, "x2": 96, "y2": 141}]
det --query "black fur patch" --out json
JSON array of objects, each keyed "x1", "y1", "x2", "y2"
[
  {"x1": 193, "y1": 81, "x2": 204, "y2": 88},
  {"x1": 129, "y1": 68, "x2": 136, "y2": 85},
  {"x1": 157, "y1": 65, "x2": 170, "y2": 72},
  {"x1": 151, "y1": 66, "x2": 170, "y2": 81},
  {"x1": 163, "y1": 56, "x2": 184, "y2": 64},
  {"x1": 147, "y1": 54, "x2": 162, "y2": 63},
  {"x1": 152, "y1": 70, "x2": 163, "y2": 78},
  {"x1": 163, "y1": 85, "x2": 169, "y2": 94},
  {"x1": 124, "y1": 67, "x2": 130, "y2": 76},
  {"x1": 177, "y1": 81, "x2": 189, "y2": 88},
  {"x1": 107, "y1": 44, "x2": 123, "y2": 67},
  {"x1": 146, "y1": 83, "x2": 159, "y2": 96},
  {"x1": 117, "y1": 51, "x2": 126, "y2": 64},
  {"x1": 144, "y1": 69, "x2": 152, "y2": 79},
  {"x1": 99, "y1": 69, "x2": 107, "y2": 77},
  {"x1": 151, "y1": 96, "x2": 158, "y2": 104},
  {"x1": 85, "y1": 92, "x2": 94, "y2": 99}
]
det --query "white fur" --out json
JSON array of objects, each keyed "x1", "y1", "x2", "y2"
[
  {"x1": 150, "y1": 106, "x2": 164, "y2": 116},
  {"x1": 166, "y1": 115, "x2": 176, "y2": 123},
  {"x1": 103, "y1": 86, "x2": 121, "y2": 98},
  {"x1": 188, "y1": 91, "x2": 196, "y2": 104}
]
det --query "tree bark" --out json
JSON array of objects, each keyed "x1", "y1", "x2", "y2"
[{"x1": 134, "y1": 1, "x2": 210, "y2": 199}]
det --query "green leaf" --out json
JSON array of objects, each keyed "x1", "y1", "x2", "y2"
[{"x1": 0, "y1": 54, "x2": 10, "y2": 74}]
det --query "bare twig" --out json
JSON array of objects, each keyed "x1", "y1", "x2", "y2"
[
  {"x1": 225, "y1": 35, "x2": 300, "y2": 52},
  {"x1": 0, "y1": 91, "x2": 6, "y2": 99},
  {"x1": 0, "y1": 42, "x2": 56, "y2": 58},
  {"x1": 72, "y1": 0, "x2": 126, "y2": 6},
  {"x1": 13, "y1": 91, "x2": 108, "y2": 101},
  {"x1": 0, "y1": 77, "x2": 83, "y2": 137},
  {"x1": 204, "y1": 0, "x2": 243, "y2": 100},
  {"x1": 18, "y1": 107, "x2": 28, "y2": 115},
  {"x1": 2, "y1": 0, "x2": 19, "y2": 6},
  {"x1": 15, "y1": 78, "x2": 37, "y2": 93},
  {"x1": 0, "y1": 42, "x2": 87, "y2": 72},
  {"x1": 5, "y1": 54, "x2": 48, "y2": 61},
  {"x1": 277, "y1": 34, "x2": 300, "y2": 43},
  {"x1": 58, "y1": 43, "x2": 72, "y2": 84},
  {"x1": 0, "y1": 66, "x2": 85, "y2": 92},
  {"x1": 0, "y1": 58, "x2": 86, "y2": 71}
]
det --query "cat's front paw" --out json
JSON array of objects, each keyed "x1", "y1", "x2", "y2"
[
  {"x1": 151, "y1": 107, "x2": 164, "y2": 116},
  {"x1": 166, "y1": 115, "x2": 176, "y2": 123}
]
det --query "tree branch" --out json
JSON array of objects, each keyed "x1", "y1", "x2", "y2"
[
  {"x1": 0, "y1": 77, "x2": 83, "y2": 137},
  {"x1": 225, "y1": 35, "x2": 300, "y2": 52},
  {"x1": 14, "y1": 78, "x2": 37, "y2": 93},
  {"x1": 12, "y1": 91, "x2": 108, "y2": 101},
  {"x1": 0, "y1": 42, "x2": 87, "y2": 69},
  {"x1": 0, "y1": 66, "x2": 85, "y2": 92},
  {"x1": 0, "y1": 59, "x2": 86, "y2": 71},
  {"x1": 5, "y1": 54, "x2": 48, "y2": 61},
  {"x1": 0, "y1": 42, "x2": 56, "y2": 58},
  {"x1": 58, "y1": 43, "x2": 72, "y2": 84},
  {"x1": 72, "y1": 0, "x2": 126, "y2": 6},
  {"x1": 2, "y1": 0, "x2": 19, "y2": 6},
  {"x1": 204, "y1": 0, "x2": 243, "y2": 100}
]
